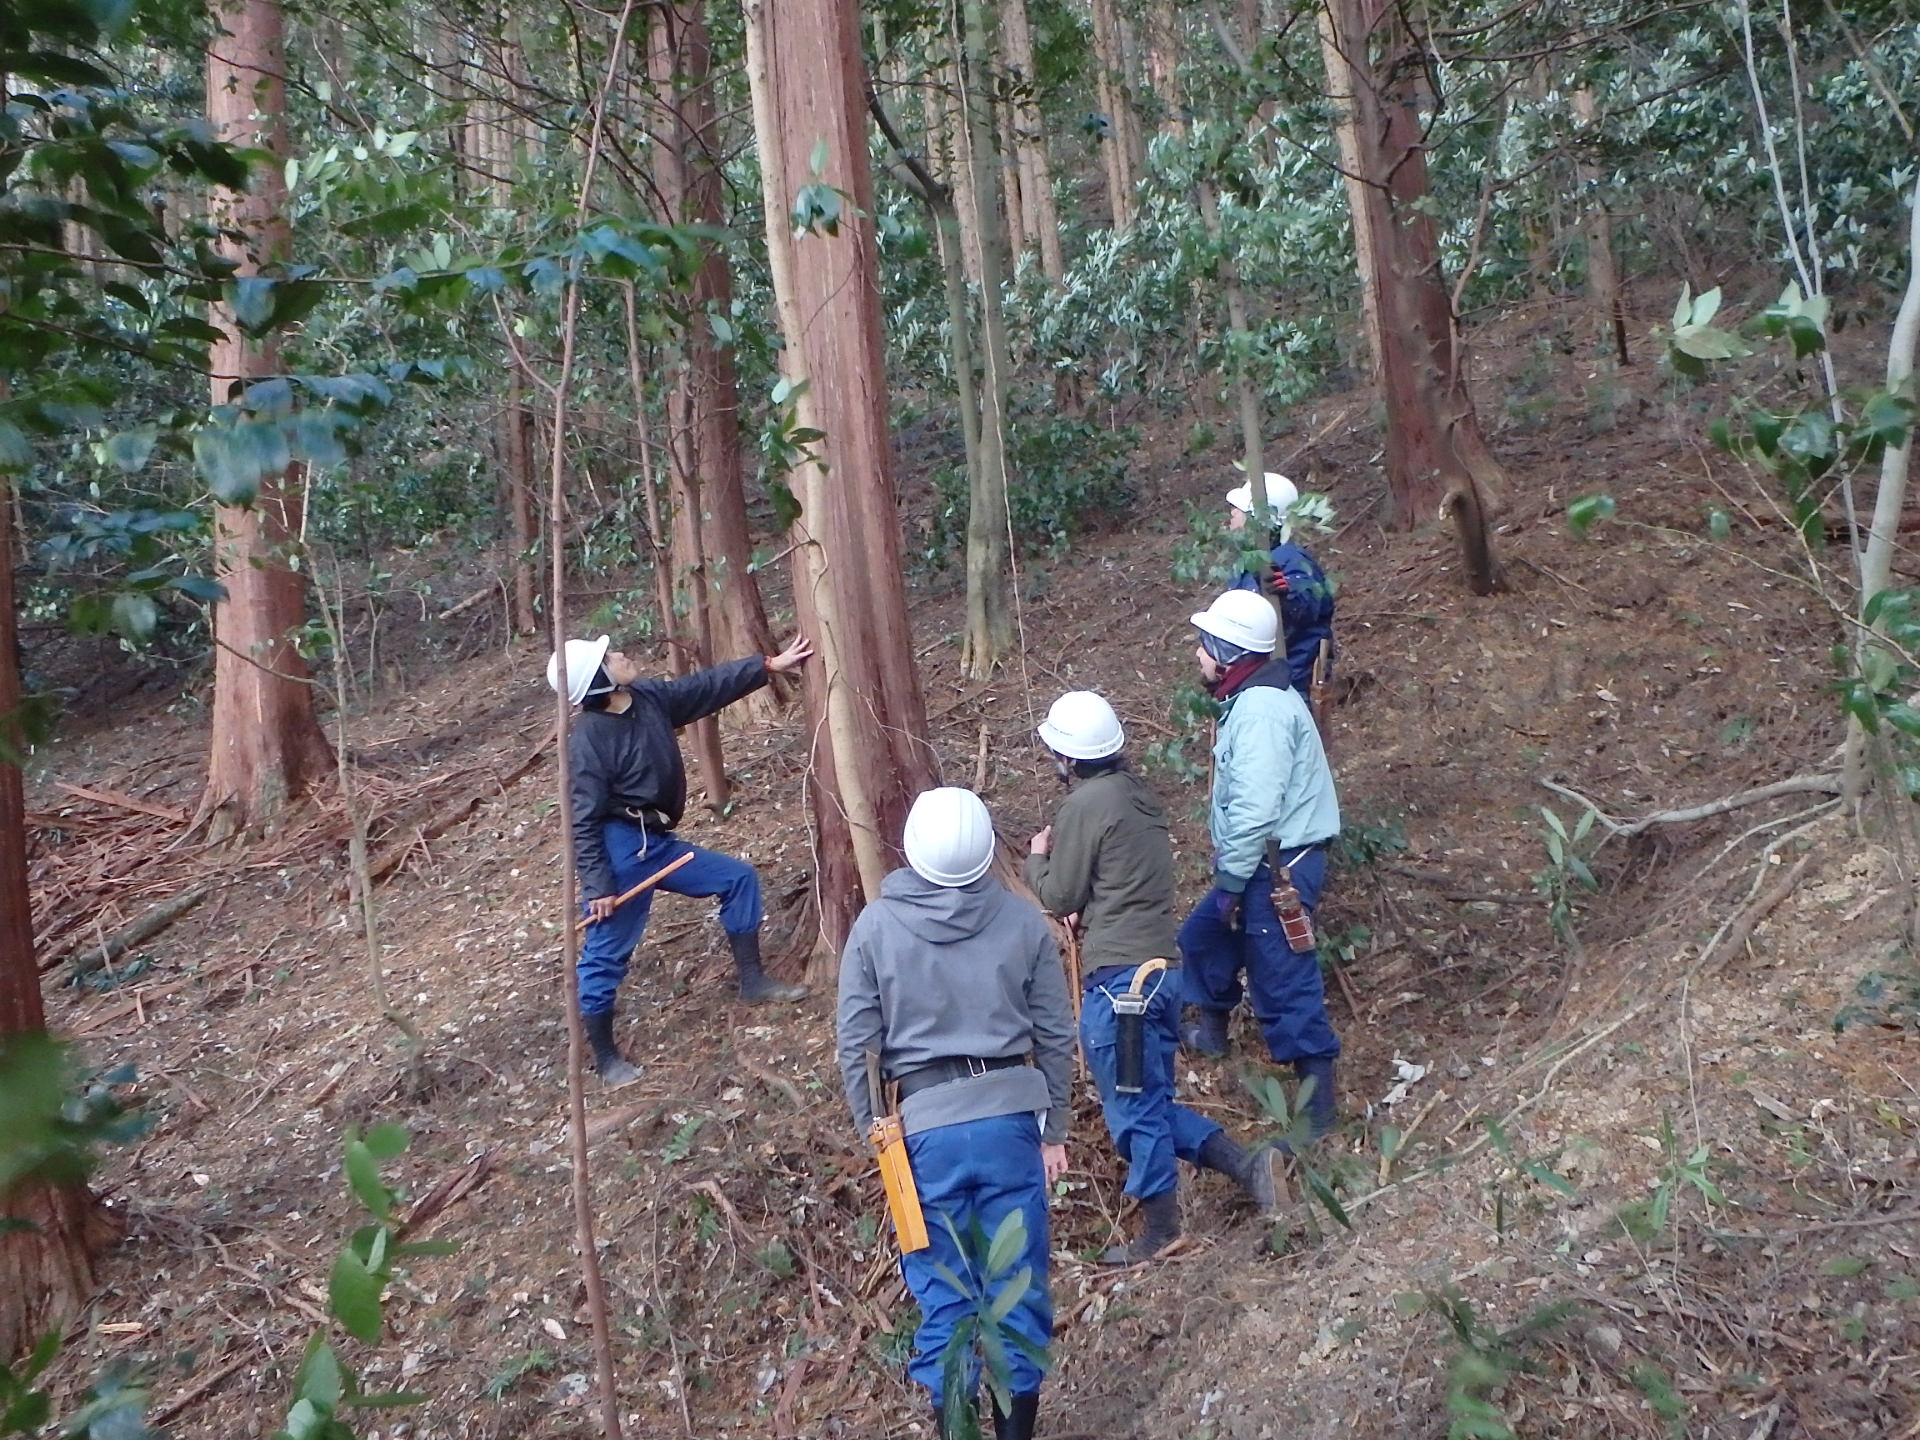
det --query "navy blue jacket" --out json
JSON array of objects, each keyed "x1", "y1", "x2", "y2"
[
  {"x1": 568, "y1": 655, "x2": 768, "y2": 898},
  {"x1": 1232, "y1": 540, "x2": 1335, "y2": 692}
]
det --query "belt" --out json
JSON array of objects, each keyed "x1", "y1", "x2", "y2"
[{"x1": 894, "y1": 1054, "x2": 1029, "y2": 1099}]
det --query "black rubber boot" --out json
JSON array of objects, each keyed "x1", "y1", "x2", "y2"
[
  {"x1": 729, "y1": 931, "x2": 809, "y2": 1003},
  {"x1": 1179, "y1": 1007, "x2": 1230, "y2": 1058},
  {"x1": 1197, "y1": 1130, "x2": 1282, "y2": 1213},
  {"x1": 1295, "y1": 1055, "x2": 1338, "y2": 1139},
  {"x1": 582, "y1": 1011, "x2": 641, "y2": 1088},
  {"x1": 1101, "y1": 1188, "x2": 1180, "y2": 1264},
  {"x1": 992, "y1": 1392, "x2": 1040, "y2": 1440}
]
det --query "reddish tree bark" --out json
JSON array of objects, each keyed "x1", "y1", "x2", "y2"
[
  {"x1": 0, "y1": 473, "x2": 110, "y2": 1362},
  {"x1": 1323, "y1": 0, "x2": 1506, "y2": 593},
  {"x1": 744, "y1": 0, "x2": 937, "y2": 957},
  {"x1": 649, "y1": 0, "x2": 781, "y2": 727},
  {"x1": 201, "y1": 0, "x2": 333, "y2": 835}
]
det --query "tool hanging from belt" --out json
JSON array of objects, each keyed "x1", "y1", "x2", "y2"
[
  {"x1": 1266, "y1": 839, "x2": 1318, "y2": 953},
  {"x1": 1309, "y1": 638, "x2": 1333, "y2": 749},
  {"x1": 1111, "y1": 957, "x2": 1170, "y2": 1095},
  {"x1": 865, "y1": 1049, "x2": 929, "y2": 1254}
]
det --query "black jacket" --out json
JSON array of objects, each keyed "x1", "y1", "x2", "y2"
[{"x1": 568, "y1": 655, "x2": 768, "y2": 897}]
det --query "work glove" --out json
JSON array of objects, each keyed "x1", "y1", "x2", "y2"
[{"x1": 1206, "y1": 886, "x2": 1243, "y2": 931}]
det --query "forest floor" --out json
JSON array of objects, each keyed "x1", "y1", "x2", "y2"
[{"x1": 23, "y1": 299, "x2": 1920, "y2": 1439}]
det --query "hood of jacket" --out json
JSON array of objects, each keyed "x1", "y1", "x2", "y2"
[{"x1": 874, "y1": 867, "x2": 1009, "y2": 944}]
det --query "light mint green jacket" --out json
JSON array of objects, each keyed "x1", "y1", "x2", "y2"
[{"x1": 1210, "y1": 672, "x2": 1341, "y2": 892}]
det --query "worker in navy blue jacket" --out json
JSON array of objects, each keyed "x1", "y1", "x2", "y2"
[
  {"x1": 550, "y1": 632, "x2": 815, "y2": 1086},
  {"x1": 1225, "y1": 472, "x2": 1335, "y2": 695}
]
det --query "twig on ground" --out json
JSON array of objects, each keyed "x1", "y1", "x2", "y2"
[{"x1": 1540, "y1": 772, "x2": 1842, "y2": 841}]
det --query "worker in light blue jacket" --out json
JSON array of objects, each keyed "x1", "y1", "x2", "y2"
[
  {"x1": 1224, "y1": 472, "x2": 1335, "y2": 695},
  {"x1": 1177, "y1": 589, "x2": 1343, "y2": 1140}
]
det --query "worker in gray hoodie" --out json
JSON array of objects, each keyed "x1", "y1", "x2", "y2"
[{"x1": 837, "y1": 787, "x2": 1074, "y2": 1440}]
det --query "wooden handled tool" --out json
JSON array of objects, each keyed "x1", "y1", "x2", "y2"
[
  {"x1": 866, "y1": 1049, "x2": 929, "y2": 1253},
  {"x1": 571, "y1": 849, "x2": 696, "y2": 934}
]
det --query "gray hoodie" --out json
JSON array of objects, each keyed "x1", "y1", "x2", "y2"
[{"x1": 837, "y1": 869, "x2": 1075, "y2": 1144}]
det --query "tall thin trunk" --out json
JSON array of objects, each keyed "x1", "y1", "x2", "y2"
[
  {"x1": 1090, "y1": 0, "x2": 1139, "y2": 228},
  {"x1": 1315, "y1": 1, "x2": 1381, "y2": 385},
  {"x1": 201, "y1": 0, "x2": 333, "y2": 837},
  {"x1": 0, "y1": 460, "x2": 111, "y2": 1361},
  {"x1": 1571, "y1": 85, "x2": 1628, "y2": 365},
  {"x1": 958, "y1": 0, "x2": 1015, "y2": 680},
  {"x1": 1001, "y1": 0, "x2": 1065, "y2": 282},
  {"x1": 744, "y1": 0, "x2": 938, "y2": 957},
  {"x1": 997, "y1": 89, "x2": 1028, "y2": 266},
  {"x1": 647, "y1": 13, "x2": 730, "y2": 810},
  {"x1": 503, "y1": 376, "x2": 538, "y2": 633},
  {"x1": 940, "y1": 54, "x2": 986, "y2": 286},
  {"x1": 659, "y1": 0, "x2": 781, "y2": 718},
  {"x1": 1145, "y1": 0, "x2": 1184, "y2": 135}
]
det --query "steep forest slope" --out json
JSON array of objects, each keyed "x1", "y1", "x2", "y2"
[{"x1": 24, "y1": 313, "x2": 1920, "y2": 1439}]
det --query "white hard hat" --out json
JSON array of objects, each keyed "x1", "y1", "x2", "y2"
[
  {"x1": 902, "y1": 786, "x2": 997, "y2": 888},
  {"x1": 547, "y1": 635, "x2": 613, "y2": 706},
  {"x1": 1224, "y1": 472, "x2": 1299, "y2": 516},
  {"x1": 1037, "y1": 691, "x2": 1125, "y2": 760},
  {"x1": 1191, "y1": 590, "x2": 1277, "y2": 654}
]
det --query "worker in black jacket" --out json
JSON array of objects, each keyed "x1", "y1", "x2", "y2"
[{"x1": 549, "y1": 632, "x2": 815, "y2": 1085}]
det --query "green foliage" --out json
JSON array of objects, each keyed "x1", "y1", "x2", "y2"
[
  {"x1": 1616, "y1": 1114, "x2": 1727, "y2": 1243},
  {"x1": 1140, "y1": 681, "x2": 1219, "y2": 786},
  {"x1": 0, "y1": 1032, "x2": 144, "y2": 1205},
  {"x1": 932, "y1": 1209, "x2": 1050, "y2": 1436},
  {"x1": 1405, "y1": 1287, "x2": 1580, "y2": 1440},
  {"x1": 1328, "y1": 815, "x2": 1409, "y2": 873},
  {"x1": 1530, "y1": 805, "x2": 1599, "y2": 946},
  {"x1": 1834, "y1": 955, "x2": 1920, "y2": 1033},
  {"x1": 482, "y1": 1350, "x2": 552, "y2": 1402},
  {"x1": 1245, "y1": 1071, "x2": 1351, "y2": 1243},
  {"x1": 275, "y1": 1123, "x2": 452, "y2": 1440},
  {"x1": 0, "y1": 1032, "x2": 153, "y2": 1437}
]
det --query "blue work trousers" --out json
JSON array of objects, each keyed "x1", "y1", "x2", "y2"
[
  {"x1": 1080, "y1": 964, "x2": 1222, "y2": 1199},
  {"x1": 576, "y1": 819, "x2": 762, "y2": 1017},
  {"x1": 1179, "y1": 848, "x2": 1341, "y2": 1064},
  {"x1": 900, "y1": 1112, "x2": 1052, "y2": 1398}
]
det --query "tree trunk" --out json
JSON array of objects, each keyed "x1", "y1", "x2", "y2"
[
  {"x1": 0, "y1": 468, "x2": 109, "y2": 1362},
  {"x1": 1145, "y1": 0, "x2": 1184, "y2": 136},
  {"x1": 654, "y1": 0, "x2": 781, "y2": 722},
  {"x1": 1571, "y1": 85, "x2": 1628, "y2": 366},
  {"x1": 939, "y1": 54, "x2": 987, "y2": 288},
  {"x1": 201, "y1": 0, "x2": 334, "y2": 837},
  {"x1": 1324, "y1": 0, "x2": 1506, "y2": 594},
  {"x1": 644, "y1": 15, "x2": 730, "y2": 810},
  {"x1": 1000, "y1": 0, "x2": 1065, "y2": 282},
  {"x1": 743, "y1": 0, "x2": 938, "y2": 958},
  {"x1": 1198, "y1": 181, "x2": 1264, "y2": 489},
  {"x1": 1314, "y1": 1, "x2": 1382, "y2": 385},
  {"x1": 502, "y1": 377, "x2": 538, "y2": 633},
  {"x1": 958, "y1": 0, "x2": 1015, "y2": 680},
  {"x1": 1090, "y1": 0, "x2": 1139, "y2": 228}
]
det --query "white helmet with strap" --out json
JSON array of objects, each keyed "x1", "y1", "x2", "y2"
[
  {"x1": 1224, "y1": 472, "x2": 1300, "y2": 540},
  {"x1": 1036, "y1": 691, "x2": 1125, "y2": 760},
  {"x1": 547, "y1": 635, "x2": 614, "y2": 706},
  {"x1": 1191, "y1": 590, "x2": 1278, "y2": 656}
]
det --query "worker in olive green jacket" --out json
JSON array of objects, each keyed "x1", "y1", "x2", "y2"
[{"x1": 1026, "y1": 691, "x2": 1279, "y2": 1263}]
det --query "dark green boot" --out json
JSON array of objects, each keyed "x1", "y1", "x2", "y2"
[
  {"x1": 1197, "y1": 1130, "x2": 1283, "y2": 1213},
  {"x1": 582, "y1": 1011, "x2": 641, "y2": 1088},
  {"x1": 729, "y1": 931, "x2": 809, "y2": 1003},
  {"x1": 1101, "y1": 1188, "x2": 1180, "y2": 1264}
]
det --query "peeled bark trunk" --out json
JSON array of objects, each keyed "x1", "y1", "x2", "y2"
[
  {"x1": 744, "y1": 0, "x2": 938, "y2": 956},
  {"x1": 958, "y1": 0, "x2": 1015, "y2": 680},
  {"x1": 201, "y1": 0, "x2": 334, "y2": 837},
  {"x1": 1145, "y1": 0, "x2": 1184, "y2": 135},
  {"x1": 1324, "y1": 0, "x2": 1506, "y2": 594},
  {"x1": 1314, "y1": 1, "x2": 1382, "y2": 384},
  {"x1": 940, "y1": 54, "x2": 987, "y2": 288}
]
